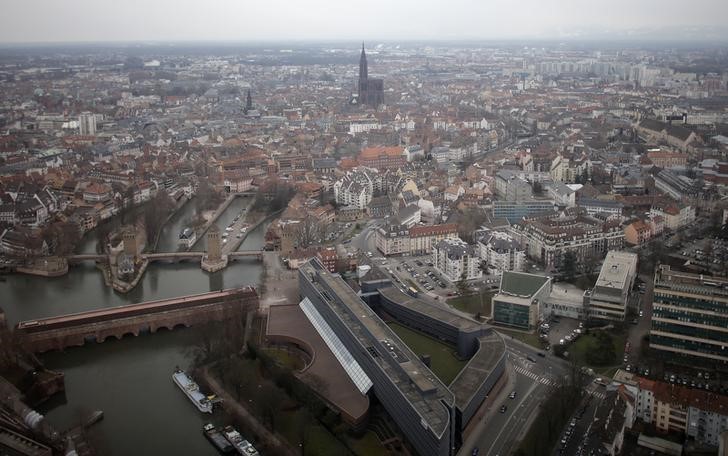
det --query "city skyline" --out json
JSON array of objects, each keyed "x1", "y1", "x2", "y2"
[{"x1": 2, "y1": 0, "x2": 728, "y2": 44}]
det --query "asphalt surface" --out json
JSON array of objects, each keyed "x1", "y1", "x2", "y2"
[{"x1": 460, "y1": 339, "x2": 574, "y2": 456}]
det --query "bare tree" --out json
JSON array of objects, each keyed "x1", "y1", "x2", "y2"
[{"x1": 293, "y1": 216, "x2": 323, "y2": 249}]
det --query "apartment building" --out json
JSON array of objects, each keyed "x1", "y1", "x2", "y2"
[
  {"x1": 375, "y1": 223, "x2": 458, "y2": 256},
  {"x1": 509, "y1": 207, "x2": 624, "y2": 273},
  {"x1": 477, "y1": 230, "x2": 526, "y2": 275},
  {"x1": 432, "y1": 238, "x2": 482, "y2": 283},
  {"x1": 333, "y1": 169, "x2": 375, "y2": 210},
  {"x1": 636, "y1": 377, "x2": 728, "y2": 448}
]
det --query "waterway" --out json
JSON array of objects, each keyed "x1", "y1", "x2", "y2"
[{"x1": 0, "y1": 196, "x2": 267, "y2": 456}]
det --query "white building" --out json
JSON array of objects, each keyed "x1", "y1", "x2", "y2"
[
  {"x1": 478, "y1": 231, "x2": 526, "y2": 275},
  {"x1": 333, "y1": 169, "x2": 375, "y2": 210},
  {"x1": 584, "y1": 250, "x2": 638, "y2": 321},
  {"x1": 78, "y1": 111, "x2": 97, "y2": 136},
  {"x1": 432, "y1": 238, "x2": 482, "y2": 283}
]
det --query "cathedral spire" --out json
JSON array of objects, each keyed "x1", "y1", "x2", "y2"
[{"x1": 359, "y1": 43, "x2": 368, "y2": 81}]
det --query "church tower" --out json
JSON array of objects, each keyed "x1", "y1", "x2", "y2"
[
  {"x1": 357, "y1": 43, "x2": 383, "y2": 108},
  {"x1": 359, "y1": 43, "x2": 368, "y2": 81},
  {"x1": 245, "y1": 89, "x2": 252, "y2": 113}
]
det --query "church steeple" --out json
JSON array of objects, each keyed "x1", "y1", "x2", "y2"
[
  {"x1": 359, "y1": 42, "x2": 368, "y2": 81},
  {"x1": 245, "y1": 89, "x2": 252, "y2": 113}
]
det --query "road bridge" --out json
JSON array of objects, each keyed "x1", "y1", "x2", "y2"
[{"x1": 15, "y1": 287, "x2": 259, "y2": 353}]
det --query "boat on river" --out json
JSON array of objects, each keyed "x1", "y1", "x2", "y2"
[
  {"x1": 203, "y1": 423, "x2": 234, "y2": 453},
  {"x1": 172, "y1": 368, "x2": 213, "y2": 413},
  {"x1": 222, "y1": 426, "x2": 259, "y2": 455}
]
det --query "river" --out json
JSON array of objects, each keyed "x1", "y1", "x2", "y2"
[{"x1": 0, "y1": 195, "x2": 267, "y2": 456}]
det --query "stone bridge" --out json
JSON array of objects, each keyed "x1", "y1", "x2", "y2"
[
  {"x1": 66, "y1": 250, "x2": 264, "y2": 264},
  {"x1": 15, "y1": 287, "x2": 259, "y2": 353}
]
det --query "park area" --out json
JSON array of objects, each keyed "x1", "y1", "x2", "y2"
[
  {"x1": 567, "y1": 330, "x2": 626, "y2": 372},
  {"x1": 447, "y1": 291, "x2": 493, "y2": 317},
  {"x1": 387, "y1": 322, "x2": 467, "y2": 385}
]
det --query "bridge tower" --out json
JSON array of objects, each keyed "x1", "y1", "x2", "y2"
[
  {"x1": 207, "y1": 225, "x2": 221, "y2": 261},
  {"x1": 123, "y1": 229, "x2": 137, "y2": 258}
]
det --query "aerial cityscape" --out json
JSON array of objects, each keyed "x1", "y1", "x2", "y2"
[{"x1": 1, "y1": 2, "x2": 728, "y2": 456}]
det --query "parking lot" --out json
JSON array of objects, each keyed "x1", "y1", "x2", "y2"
[
  {"x1": 377, "y1": 254, "x2": 501, "y2": 299},
  {"x1": 668, "y1": 236, "x2": 728, "y2": 276}
]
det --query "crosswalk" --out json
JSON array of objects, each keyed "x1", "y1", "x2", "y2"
[
  {"x1": 589, "y1": 390, "x2": 606, "y2": 400},
  {"x1": 513, "y1": 365, "x2": 557, "y2": 386}
]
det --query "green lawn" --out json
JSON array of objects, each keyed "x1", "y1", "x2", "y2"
[
  {"x1": 569, "y1": 331, "x2": 626, "y2": 369},
  {"x1": 447, "y1": 292, "x2": 493, "y2": 316},
  {"x1": 347, "y1": 431, "x2": 389, "y2": 456},
  {"x1": 278, "y1": 409, "x2": 351, "y2": 456},
  {"x1": 495, "y1": 328, "x2": 544, "y2": 349},
  {"x1": 387, "y1": 322, "x2": 467, "y2": 385}
]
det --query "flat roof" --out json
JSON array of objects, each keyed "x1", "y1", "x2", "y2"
[
  {"x1": 300, "y1": 260, "x2": 453, "y2": 438},
  {"x1": 499, "y1": 272, "x2": 551, "y2": 298},
  {"x1": 378, "y1": 286, "x2": 481, "y2": 333},
  {"x1": 266, "y1": 304, "x2": 370, "y2": 422},
  {"x1": 449, "y1": 331, "x2": 505, "y2": 409},
  {"x1": 595, "y1": 251, "x2": 637, "y2": 291}
]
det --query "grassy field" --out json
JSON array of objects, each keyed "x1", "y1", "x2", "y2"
[
  {"x1": 569, "y1": 331, "x2": 626, "y2": 369},
  {"x1": 495, "y1": 327, "x2": 544, "y2": 349},
  {"x1": 278, "y1": 409, "x2": 350, "y2": 456},
  {"x1": 347, "y1": 432, "x2": 389, "y2": 456},
  {"x1": 388, "y1": 322, "x2": 467, "y2": 385},
  {"x1": 447, "y1": 292, "x2": 493, "y2": 316}
]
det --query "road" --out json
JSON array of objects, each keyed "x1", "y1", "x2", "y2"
[{"x1": 459, "y1": 338, "x2": 574, "y2": 456}]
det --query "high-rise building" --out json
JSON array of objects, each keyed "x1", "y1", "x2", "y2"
[
  {"x1": 78, "y1": 111, "x2": 96, "y2": 135},
  {"x1": 357, "y1": 44, "x2": 384, "y2": 108},
  {"x1": 650, "y1": 265, "x2": 728, "y2": 365}
]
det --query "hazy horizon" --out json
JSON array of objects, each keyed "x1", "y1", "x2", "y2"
[{"x1": 2, "y1": 0, "x2": 728, "y2": 44}]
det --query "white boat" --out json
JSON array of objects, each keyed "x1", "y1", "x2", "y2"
[
  {"x1": 223, "y1": 426, "x2": 259, "y2": 456},
  {"x1": 178, "y1": 228, "x2": 197, "y2": 248},
  {"x1": 172, "y1": 369, "x2": 213, "y2": 413}
]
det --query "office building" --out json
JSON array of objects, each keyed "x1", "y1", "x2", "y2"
[
  {"x1": 650, "y1": 265, "x2": 728, "y2": 365},
  {"x1": 492, "y1": 199, "x2": 555, "y2": 223},
  {"x1": 584, "y1": 251, "x2": 638, "y2": 321},
  {"x1": 492, "y1": 271, "x2": 552, "y2": 330},
  {"x1": 298, "y1": 259, "x2": 505, "y2": 454}
]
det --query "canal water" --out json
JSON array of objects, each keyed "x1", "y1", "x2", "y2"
[{"x1": 0, "y1": 196, "x2": 267, "y2": 456}]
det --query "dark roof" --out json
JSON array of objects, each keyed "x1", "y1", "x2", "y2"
[{"x1": 499, "y1": 272, "x2": 550, "y2": 297}]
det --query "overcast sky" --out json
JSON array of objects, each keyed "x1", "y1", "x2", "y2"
[{"x1": 1, "y1": 0, "x2": 727, "y2": 43}]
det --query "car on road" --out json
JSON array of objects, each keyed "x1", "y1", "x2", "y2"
[
  {"x1": 509, "y1": 391, "x2": 516, "y2": 399},
  {"x1": 471, "y1": 448, "x2": 479, "y2": 456},
  {"x1": 526, "y1": 355, "x2": 537, "y2": 362},
  {"x1": 499, "y1": 405, "x2": 507, "y2": 413}
]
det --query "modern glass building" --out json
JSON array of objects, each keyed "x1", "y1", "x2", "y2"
[
  {"x1": 650, "y1": 265, "x2": 728, "y2": 365},
  {"x1": 492, "y1": 271, "x2": 552, "y2": 330},
  {"x1": 492, "y1": 199, "x2": 555, "y2": 223}
]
